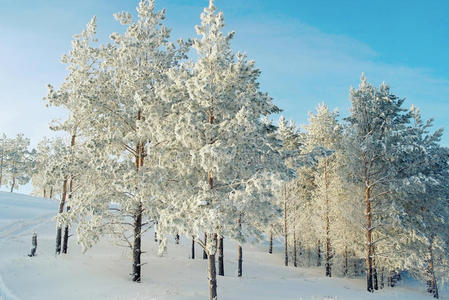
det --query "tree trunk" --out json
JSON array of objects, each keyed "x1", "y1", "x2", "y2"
[
  {"x1": 43, "y1": 189, "x2": 46, "y2": 198},
  {"x1": 343, "y1": 246, "x2": 348, "y2": 276},
  {"x1": 62, "y1": 222, "x2": 69, "y2": 254},
  {"x1": 191, "y1": 237, "x2": 195, "y2": 259},
  {"x1": 62, "y1": 177, "x2": 73, "y2": 254},
  {"x1": 208, "y1": 252, "x2": 217, "y2": 300},
  {"x1": 203, "y1": 233, "x2": 208, "y2": 259},
  {"x1": 238, "y1": 244, "x2": 243, "y2": 277},
  {"x1": 293, "y1": 230, "x2": 297, "y2": 267},
  {"x1": 284, "y1": 184, "x2": 288, "y2": 266},
  {"x1": 55, "y1": 178, "x2": 68, "y2": 255},
  {"x1": 324, "y1": 160, "x2": 331, "y2": 277},
  {"x1": 132, "y1": 203, "x2": 142, "y2": 282},
  {"x1": 269, "y1": 231, "x2": 273, "y2": 254},
  {"x1": 365, "y1": 186, "x2": 374, "y2": 292},
  {"x1": 317, "y1": 240, "x2": 321, "y2": 266},
  {"x1": 380, "y1": 267, "x2": 384, "y2": 289},
  {"x1": 218, "y1": 236, "x2": 224, "y2": 276},
  {"x1": 10, "y1": 176, "x2": 15, "y2": 192},
  {"x1": 427, "y1": 236, "x2": 439, "y2": 298},
  {"x1": 372, "y1": 247, "x2": 378, "y2": 290},
  {"x1": 175, "y1": 234, "x2": 179, "y2": 244},
  {"x1": 131, "y1": 134, "x2": 145, "y2": 283},
  {"x1": 29, "y1": 233, "x2": 37, "y2": 257},
  {"x1": 50, "y1": 187, "x2": 53, "y2": 199}
]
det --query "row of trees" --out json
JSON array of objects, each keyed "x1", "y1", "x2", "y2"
[
  {"x1": 277, "y1": 78, "x2": 449, "y2": 298},
  {"x1": 23, "y1": 1, "x2": 448, "y2": 299},
  {"x1": 38, "y1": 2, "x2": 288, "y2": 300},
  {"x1": 0, "y1": 133, "x2": 33, "y2": 192}
]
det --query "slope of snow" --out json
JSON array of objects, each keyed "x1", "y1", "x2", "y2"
[{"x1": 0, "y1": 192, "x2": 446, "y2": 300}]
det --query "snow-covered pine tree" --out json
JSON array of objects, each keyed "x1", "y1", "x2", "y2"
[
  {"x1": 277, "y1": 116, "x2": 302, "y2": 267},
  {"x1": 31, "y1": 137, "x2": 61, "y2": 198},
  {"x1": 156, "y1": 1, "x2": 288, "y2": 298},
  {"x1": 48, "y1": 0, "x2": 189, "y2": 282},
  {"x1": 302, "y1": 103, "x2": 343, "y2": 277},
  {"x1": 3, "y1": 134, "x2": 34, "y2": 192},
  {"x1": 0, "y1": 133, "x2": 10, "y2": 188},
  {"x1": 343, "y1": 74, "x2": 412, "y2": 292},
  {"x1": 388, "y1": 106, "x2": 449, "y2": 298}
]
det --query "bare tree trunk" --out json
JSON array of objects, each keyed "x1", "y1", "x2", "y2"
[
  {"x1": 269, "y1": 231, "x2": 273, "y2": 254},
  {"x1": 175, "y1": 234, "x2": 179, "y2": 244},
  {"x1": 43, "y1": 189, "x2": 46, "y2": 198},
  {"x1": 343, "y1": 246, "x2": 348, "y2": 276},
  {"x1": 10, "y1": 176, "x2": 15, "y2": 192},
  {"x1": 238, "y1": 244, "x2": 243, "y2": 277},
  {"x1": 293, "y1": 230, "x2": 297, "y2": 267},
  {"x1": 324, "y1": 160, "x2": 331, "y2": 277},
  {"x1": 132, "y1": 135, "x2": 144, "y2": 283},
  {"x1": 218, "y1": 236, "x2": 224, "y2": 276},
  {"x1": 380, "y1": 267, "x2": 384, "y2": 289},
  {"x1": 191, "y1": 237, "x2": 195, "y2": 259},
  {"x1": 132, "y1": 202, "x2": 142, "y2": 282},
  {"x1": 373, "y1": 247, "x2": 378, "y2": 290},
  {"x1": 237, "y1": 214, "x2": 243, "y2": 277},
  {"x1": 62, "y1": 222, "x2": 69, "y2": 254},
  {"x1": 427, "y1": 236, "x2": 439, "y2": 298},
  {"x1": 55, "y1": 178, "x2": 68, "y2": 255},
  {"x1": 317, "y1": 240, "x2": 321, "y2": 266},
  {"x1": 50, "y1": 187, "x2": 53, "y2": 199},
  {"x1": 283, "y1": 184, "x2": 288, "y2": 266},
  {"x1": 208, "y1": 234, "x2": 217, "y2": 300},
  {"x1": 365, "y1": 186, "x2": 374, "y2": 292},
  {"x1": 62, "y1": 174, "x2": 74, "y2": 254},
  {"x1": 28, "y1": 233, "x2": 37, "y2": 257},
  {"x1": 203, "y1": 233, "x2": 208, "y2": 259}
]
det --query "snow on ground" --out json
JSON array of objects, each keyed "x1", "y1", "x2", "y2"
[{"x1": 0, "y1": 191, "x2": 446, "y2": 300}]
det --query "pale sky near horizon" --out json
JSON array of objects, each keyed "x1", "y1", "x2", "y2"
[{"x1": 1, "y1": 0, "x2": 448, "y2": 152}]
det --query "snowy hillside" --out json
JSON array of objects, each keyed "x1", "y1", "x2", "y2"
[{"x1": 0, "y1": 192, "x2": 445, "y2": 300}]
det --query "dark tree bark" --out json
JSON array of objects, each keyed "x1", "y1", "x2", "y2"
[
  {"x1": 50, "y1": 187, "x2": 53, "y2": 199},
  {"x1": 132, "y1": 202, "x2": 143, "y2": 282},
  {"x1": 208, "y1": 234, "x2": 217, "y2": 300},
  {"x1": 372, "y1": 248, "x2": 378, "y2": 290},
  {"x1": 56, "y1": 178, "x2": 68, "y2": 255},
  {"x1": 427, "y1": 236, "x2": 439, "y2": 298},
  {"x1": 203, "y1": 233, "x2": 208, "y2": 259},
  {"x1": 175, "y1": 234, "x2": 179, "y2": 244},
  {"x1": 191, "y1": 237, "x2": 195, "y2": 259},
  {"x1": 218, "y1": 236, "x2": 224, "y2": 276},
  {"x1": 380, "y1": 267, "x2": 384, "y2": 289},
  {"x1": 293, "y1": 230, "x2": 297, "y2": 267},
  {"x1": 269, "y1": 231, "x2": 273, "y2": 254},
  {"x1": 343, "y1": 246, "x2": 348, "y2": 276},
  {"x1": 365, "y1": 186, "x2": 374, "y2": 292},
  {"x1": 324, "y1": 160, "x2": 331, "y2": 277},
  {"x1": 317, "y1": 240, "x2": 321, "y2": 267},
  {"x1": 284, "y1": 184, "x2": 288, "y2": 267},
  {"x1": 29, "y1": 233, "x2": 37, "y2": 257},
  {"x1": 62, "y1": 219, "x2": 69, "y2": 254},
  {"x1": 10, "y1": 175, "x2": 15, "y2": 192},
  {"x1": 238, "y1": 244, "x2": 243, "y2": 277},
  {"x1": 62, "y1": 133, "x2": 76, "y2": 255}
]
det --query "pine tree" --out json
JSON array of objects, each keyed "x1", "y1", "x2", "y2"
[
  {"x1": 343, "y1": 74, "x2": 411, "y2": 292},
  {"x1": 156, "y1": 1, "x2": 288, "y2": 298}
]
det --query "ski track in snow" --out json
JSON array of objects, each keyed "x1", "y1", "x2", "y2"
[
  {"x1": 0, "y1": 208, "x2": 54, "y2": 300},
  {"x1": 0, "y1": 213, "x2": 54, "y2": 240}
]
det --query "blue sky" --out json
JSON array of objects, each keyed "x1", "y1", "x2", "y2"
[{"x1": 0, "y1": 0, "x2": 448, "y2": 148}]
